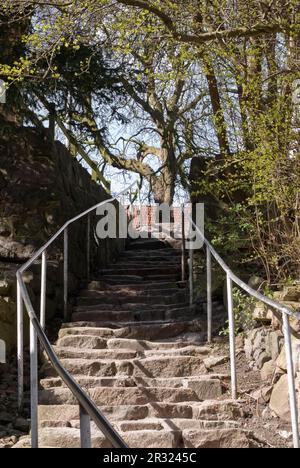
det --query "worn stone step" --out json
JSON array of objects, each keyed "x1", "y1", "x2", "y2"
[
  {"x1": 115, "y1": 259, "x2": 181, "y2": 266},
  {"x1": 39, "y1": 417, "x2": 239, "y2": 433},
  {"x1": 40, "y1": 378, "x2": 224, "y2": 401},
  {"x1": 72, "y1": 307, "x2": 196, "y2": 324},
  {"x1": 41, "y1": 355, "x2": 206, "y2": 379},
  {"x1": 76, "y1": 291, "x2": 186, "y2": 306},
  {"x1": 110, "y1": 261, "x2": 182, "y2": 269},
  {"x1": 14, "y1": 426, "x2": 259, "y2": 449},
  {"x1": 86, "y1": 281, "x2": 179, "y2": 291},
  {"x1": 101, "y1": 267, "x2": 181, "y2": 277},
  {"x1": 40, "y1": 374, "x2": 230, "y2": 390},
  {"x1": 38, "y1": 386, "x2": 203, "y2": 406},
  {"x1": 15, "y1": 426, "x2": 182, "y2": 448},
  {"x1": 59, "y1": 319, "x2": 202, "y2": 341},
  {"x1": 182, "y1": 428, "x2": 259, "y2": 448},
  {"x1": 56, "y1": 334, "x2": 201, "y2": 351},
  {"x1": 50, "y1": 346, "x2": 137, "y2": 361},
  {"x1": 127, "y1": 240, "x2": 169, "y2": 250},
  {"x1": 101, "y1": 274, "x2": 179, "y2": 283},
  {"x1": 80, "y1": 288, "x2": 185, "y2": 298},
  {"x1": 73, "y1": 302, "x2": 190, "y2": 313},
  {"x1": 120, "y1": 248, "x2": 181, "y2": 257},
  {"x1": 38, "y1": 400, "x2": 245, "y2": 424}
]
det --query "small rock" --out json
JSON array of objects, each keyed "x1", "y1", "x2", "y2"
[
  {"x1": 261, "y1": 406, "x2": 277, "y2": 420},
  {"x1": 250, "y1": 385, "x2": 273, "y2": 404},
  {"x1": 14, "y1": 417, "x2": 29, "y2": 432},
  {"x1": 278, "y1": 430, "x2": 293, "y2": 440},
  {"x1": 269, "y1": 374, "x2": 291, "y2": 422},
  {"x1": 257, "y1": 352, "x2": 270, "y2": 370},
  {"x1": 276, "y1": 335, "x2": 300, "y2": 374},
  {"x1": 252, "y1": 302, "x2": 273, "y2": 323},
  {"x1": 261, "y1": 360, "x2": 275, "y2": 381},
  {"x1": 203, "y1": 355, "x2": 229, "y2": 370}
]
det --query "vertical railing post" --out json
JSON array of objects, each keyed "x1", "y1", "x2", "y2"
[
  {"x1": 181, "y1": 205, "x2": 186, "y2": 282},
  {"x1": 64, "y1": 227, "x2": 69, "y2": 321},
  {"x1": 17, "y1": 280, "x2": 24, "y2": 410},
  {"x1": 30, "y1": 321, "x2": 38, "y2": 448},
  {"x1": 80, "y1": 405, "x2": 92, "y2": 448},
  {"x1": 188, "y1": 248, "x2": 194, "y2": 306},
  {"x1": 40, "y1": 251, "x2": 47, "y2": 330},
  {"x1": 207, "y1": 247, "x2": 212, "y2": 344},
  {"x1": 226, "y1": 274, "x2": 237, "y2": 400},
  {"x1": 282, "y1": 312, "x2": 299, "y2": 448},
  {"x1": 87, "y1": 214, "x2": 91, "y2": 281}
]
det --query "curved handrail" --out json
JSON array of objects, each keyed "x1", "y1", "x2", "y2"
[
  {"x1": 17, "y1": 181, "x2": 138, "y2": 449},
  {"x1": 189, "y1": 217, "x2": 300, "y2": 320},
  {"x1": 186, "y1": 212, "x2": 300, "y2": 448}
]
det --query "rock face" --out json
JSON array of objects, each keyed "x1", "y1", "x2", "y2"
[
  {"x1": 0, "y1": 121, "x2": 120, "y2": 354},
  {"x1": 244, "y1": 286, "x2": 300, "y2": 424},
  {"x1": 244, "y1": 328, "x2": 283, "y2": 371},
  {"x1": 269, "y1": 375, "x2": 291, "y2": 422}
]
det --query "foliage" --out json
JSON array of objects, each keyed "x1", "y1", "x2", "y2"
[
  {"x1": 220, "y1": 287, "x2": 256, "y2": 337},
  {"x1": 1, "y1": 1, "x2": 300, "y2": 277}
]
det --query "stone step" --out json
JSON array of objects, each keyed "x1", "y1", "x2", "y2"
[
  {"x1": 101, "y1": 274, "x2": 180, "y2": 283},
  {"x1": 53, "y1": 344, "x2": 207, "y2": 361},
  {"x1": 73, "y1": 302, "x2": 190, "y2": 312},
  {"x1": 13, "y1": 426, "x2": 259, "y2": 449},
  {"x1": 72, "y1": 306, "x2": 196, "y2": 324},
  {"x1": 110, "y1": 261, "x2": 182, "y2": 268},
  {"x1": 86, "y1": 281, "x2": 179, "y2": 291},
  {"x1": 80, "y1": 288, "x2": 185, "y2": 298},
  {"x1": 59, "y1": 319, "x2": 202, "y2": 341},
  {"x1": 40, "y1": 374, "x2": 230, "y2": 390},
  {"x1": 115, "y1": 259, "x2": 181, "y2": 266},
  {"x1": 38, "y1": 386, "x2": 204, "y2": 406},
  {"x1": 41, "y1": 355, "x2": 206, "y2": 378},
  {"x1": 100, "y1": 267, "x2": 181, "y2": 277},
  {"x1": 14, "y1": 427, "x2": 182, "y2": 448},
  {"x1": 76, "y1": 291, "x2": 186, "y2": 306},
  {"x1": 50, "y1": 346, "x2": 138, "y2": 361},
  {"x1": 120, "y1": 248, "x2": 181, "y2": 257},
  {"x1": 39, "y1": 417, "x2": 239, "y2": 433},
  {"x1": 127, "y1": 240, "x2": 169, "y2": 250},
  {"x1": 37, "y1": 400, "x2": 246, "y2": 424},
  {"x1": 50, "y1": 343, "x2": 212, "y2": 362},
  {"x1": 56, "y1": 334, "x2": 201, "y2": 351},
  {"x1": 40, "y1": 379, "x2": 224, "y2": 401}
]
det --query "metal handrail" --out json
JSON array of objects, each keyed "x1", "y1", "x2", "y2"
[
  {"x1": 187, "y1": 214, "x2": 300, "y2": 449},
  {"x1": 16, "y1": 182, "x2": 137, "y2": 449}
]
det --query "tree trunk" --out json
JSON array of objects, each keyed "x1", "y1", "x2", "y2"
[{"x1": 150, "y1": 145, "x2": 176, "y2": 205}]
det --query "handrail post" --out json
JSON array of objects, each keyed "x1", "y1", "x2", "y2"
[
  {"x1": 30, "y1": 320, "x2": 39, "y2": 448},
  {"x1": 64, "y1": 227, "x2": 69, "y2": 321},
  {"x1": 189, "y1": 248, "x2": 194, "y2": 306},
  {"x1": 282, "y1": 312, "x2": 299, "y2": 448},
  {"x1": 40, "y1": 251, "x2": 47, "y2": 330},
  {"x1": 87, "y1": 214, "x2": 91, "y2": 281},
  {"x1": 17, "y1": 281, "x2": 24, "y2": 410},
  {"x1": 207, "y1": 247, "x2": 212, "y2": 344},
  {"x1": 181, "y1": 205, "x2": 186, "y2": 282},
  {"x1": 80, "y1": 405, "x2": 92, "y2": 448},
  {"x1": 226, "y1": 274, "x2": 237, "y2": 400}
]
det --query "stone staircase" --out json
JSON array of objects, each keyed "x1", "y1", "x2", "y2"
[{"x1": 15, "y1": 238, "x2": 264, "y2": 448}]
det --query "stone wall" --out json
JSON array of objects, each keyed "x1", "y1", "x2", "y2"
[
  {"x1": 244, "y1": 286, "x2": 300, "y2": 422},
  {"x1": 0, "y1": 120, "x2": 122, "y2": 356}
]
